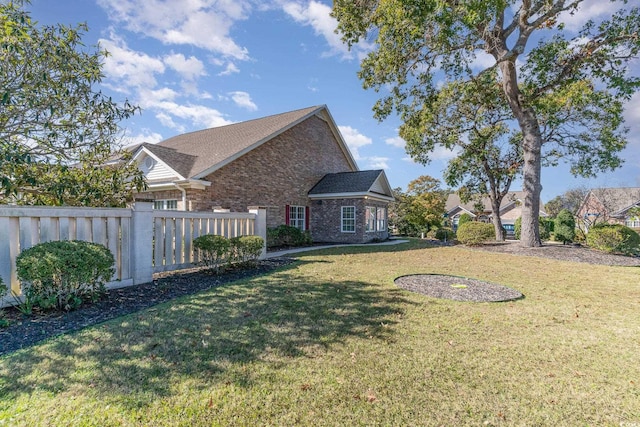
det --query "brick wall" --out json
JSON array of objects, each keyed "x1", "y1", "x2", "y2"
[
  {"x1": 310, "y1": 198, "x2": 389, "y2": 244},
  {"x1": 185, "y1": 114, "x2": 355, "y2": 228}
]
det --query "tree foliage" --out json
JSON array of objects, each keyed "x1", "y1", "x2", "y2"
[
  {"x1": 333, "y1": 0, "x2": 640, "y2": 247},
  {"x1": 388, "y1": 176, "x2": 447, "y2": 236},
  {"x1": 554, "y1": 208, "x2": 576, "y2": 244},
  {"x1": 0, "y1": 1, "x2": 145, "y2": 206},
  {"x1": 545, "y1": 186, "x2": 589, "y2": 217}
]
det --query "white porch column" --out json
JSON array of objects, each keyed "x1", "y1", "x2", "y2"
[
  {"x1": 131, "y1": 201, "x2": 154, "y2": 284},
  {"x1": 248, "y1": 206, "x2": 268, "y2": 259}
]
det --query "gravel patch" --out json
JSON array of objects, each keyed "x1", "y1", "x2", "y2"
[
  {"x1": 395, "y1": 274, "x2": 523, "y2": 302},
  {"x1": 0, "y1": 257, "x2": 294, "y2": 356}
]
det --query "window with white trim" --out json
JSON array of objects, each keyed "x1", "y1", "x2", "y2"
[
  {"x1": 289, "y1": 205, "x2": 306, "y2": 230},
  {"x1": 366, "y1": 206, "x2": 377, "y2": 232},
  {"x1": 341, "y1": 206, "x2": 356, "y2": 233},
  {"x1": 377, "y1": 207, "x2": 387, "y2": 232},
  {"x1": 154, "y1": 200, "x2": 178, "y2": 210},
  {"x1": 365, "y1": 206, "x2": 387, "y2": 232}
]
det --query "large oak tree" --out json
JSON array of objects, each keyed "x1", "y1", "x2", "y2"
[{"x1": 333, "y1": 0, "x2": 640, "y2": 247}]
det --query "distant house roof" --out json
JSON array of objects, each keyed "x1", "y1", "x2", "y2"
[
  {"x1": 445, "y1": 192, "x2": 526, "y2": 215},
  {"x1": 585, "y1": 187, "x2": 640, "y2": 217},
  {"x1": 309, "y1": 170, "x2": 394, "y2": 202},
  {"x1": 131, "y1": 105, "x2": 358, "y2": 180}
]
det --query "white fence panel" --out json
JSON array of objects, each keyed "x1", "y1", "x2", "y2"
[{"x1": 0, "y1": 204, "x2": 266, "y2": 308}]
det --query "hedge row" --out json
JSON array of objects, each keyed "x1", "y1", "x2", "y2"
[{"x1": 194, "y1": 234, "x2": 264, "y2": 272}]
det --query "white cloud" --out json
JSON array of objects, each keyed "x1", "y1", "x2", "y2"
[
  {"x1": 228, "y1": 91, "x2": 258, "y2": 111},
  {"x1": 97, "y1": 0, "x2": 251, "y2": 60},
  {"x1": 218, "y1": 62, "x2": 240, "y2": 76},
  {"x1": 281, "y1": 1, "x2": 371, "y2": 60},
  {"x1": 558, "y1": 0, "x2": 614, "y2": 32},
  {"x1": 367, "y1": 156, "x2": 390, "y2": 170},
  {"x1": 385, "y1": 136, "x2": 406, "y2": 149},
  {"x1": 150, "y1": 102, "x2": 234, "y2": 131},
  {"x1": 431, "y1": 145, "x2": 460, "y2": 161},
  {"x1": 99, "y1": 38, "x2": 165, "y2": 90},
  {"x1": 164, "y1": 53, "x2": 206, "y2": 80},
  {"x1": 338, "y1": 125, "x2": 372, "y2": 159},
  {"x1": 123, "y1": 131, "x2": 164, "y2": 146}
]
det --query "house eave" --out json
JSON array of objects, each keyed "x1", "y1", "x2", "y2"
[{"x1": 309, "y1": 192, "x2": 394, "y2": 203}]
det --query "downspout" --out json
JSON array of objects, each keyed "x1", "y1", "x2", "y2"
[{"x1": 173, "y1": 183, "x2": 187, "y2": 211}]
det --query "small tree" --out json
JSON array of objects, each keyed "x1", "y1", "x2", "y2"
[
  {"x1": 457, "y1": 213, "x2": 473, "y2": 229},
  {"x1": 555, "y1": 209, "x2": 576, "y2": 244}
]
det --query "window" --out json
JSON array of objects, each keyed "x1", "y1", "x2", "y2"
[
  {"x1": 341, "y1": 206, "x2": 356, "y2": 233},
  {"x1": 366, "y1": 207, "x2": 377, "y2": 232},
  {"x1": 289, "y1": 205, "x2": 306, "y2": 230},
  {"x1": 377, "y1": 207, "x2": 387, "y2": 232},
  {"x1": 366, "y1": 206, "x2": 387, "y2": 232},
  {"x1": 154, "y1": 200, "x2": 178, "y2": 210},
  {"x1": 626, "y1": 219, "x2": 640, "y2": 228}
]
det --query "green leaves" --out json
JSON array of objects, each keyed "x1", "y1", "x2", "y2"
[{"x1": 0, "y1": 2, "x2": 143, "y2": 207}]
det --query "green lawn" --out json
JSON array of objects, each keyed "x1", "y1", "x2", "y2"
[{"x1": 1, "y1": 240, "x2": 639, "y2": 426}]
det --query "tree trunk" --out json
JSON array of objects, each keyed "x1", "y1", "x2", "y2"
[
  {"x1": 490, "y1": 197, "x2": 505, "y2": 242},
  {"x1": 519, "y1": 111, "x2": 543, "y2": 247}
]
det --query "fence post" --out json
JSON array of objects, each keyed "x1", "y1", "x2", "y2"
[
  {"x1": 131, "y1": 201, "x2": 154, "y2": 285},
  {"x1": 248, "y1": 206, "x2": 268, "y2": 259}
]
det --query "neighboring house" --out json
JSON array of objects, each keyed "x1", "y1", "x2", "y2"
[
  {"x1": 576, "y1": 187, "x2": 640, "y2": 230},
  {"x1": 130, "y1": 105, "x2": 393, "y2": 243},
  {"x1": 445, "y1": 191, "x2": 547, "y2": 235}
]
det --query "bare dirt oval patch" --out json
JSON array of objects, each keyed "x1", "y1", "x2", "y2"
[{"x1": 394, "y1": 274, "x2": 523, "y2": 302}]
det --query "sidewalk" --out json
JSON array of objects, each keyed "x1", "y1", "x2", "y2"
[{"x1": 264, "y1": 239, "x2": 410, "y2": 258}]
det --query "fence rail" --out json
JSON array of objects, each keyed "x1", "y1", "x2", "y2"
[{"x1": 0, "y1": 203, "x2": 266, "y2": 308}]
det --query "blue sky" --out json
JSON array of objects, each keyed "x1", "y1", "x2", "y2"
[{"x1": 27, "y1": 0, "x2": 640, "y2": 202}]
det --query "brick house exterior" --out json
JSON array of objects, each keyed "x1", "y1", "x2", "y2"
[
  {"x1": 130, "y1": 105, "x2": 393, "y2": 243},
  {"x1": 576, "y1": 188, "x2": 640, "y2": 230}
]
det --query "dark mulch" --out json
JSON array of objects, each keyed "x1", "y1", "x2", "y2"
[
  {"x1": 395, "y1": 274, "x2": 524, "y2": 302},
  {"x1": 0, "y1": 257, "x2": 294, "y2": 356}
]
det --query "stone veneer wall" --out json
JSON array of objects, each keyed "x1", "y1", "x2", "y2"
[
  {"x1": 185, "y1": 114, "x2": 355, "y2": 228},
  {"x1": 310, "y1": 198, "x2": 389, "y2": 244}
]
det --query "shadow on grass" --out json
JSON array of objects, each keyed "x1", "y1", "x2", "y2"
[{"x1": 0, "y1": 261, "x2": 413, "y2": 410}]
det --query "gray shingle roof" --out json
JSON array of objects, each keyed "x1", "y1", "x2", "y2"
[
  {"x1": 152, "y1": 105, "x2": 331, "y2": 179},
  {"x1": 445, "y1": 192, "x2": 526, "y2": 213},
  {"x1": 309, "y1": 170, "x2": 386, "y2": 195}
]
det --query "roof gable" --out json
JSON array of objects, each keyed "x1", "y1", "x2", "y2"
[
  {"x1": 308, "y1": 170, "x2": 394, "y2": 202},
  {"x1": 147, "y1": 105, "x2": 358, "y2": 179},
  {"x1": 587, "y1": 187, "x2": 640, "y2": 216}
]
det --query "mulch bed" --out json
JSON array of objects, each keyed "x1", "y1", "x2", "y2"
[
  {"x1": 395, "y1": 274, "x2": 523, "y2": 302},
  {"x1": 0, "y1": 257, "x2": 294, "y2": 356}
]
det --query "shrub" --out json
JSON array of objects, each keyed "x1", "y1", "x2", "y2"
[
  {"x1": 456, "y1": 222, "x2": 495, "y2": 246},
  {"x1": 554, "y1": 209, "x2": 576, "y2": 244},
  {"x1": 435, "y1": 227, "x2": 455, "y2": 242},
  {"x1": 457, "y1": 213, "x2": 472, "y2": 228},
  {"x1": 586, "y1": 224, "x2": 640, "y2": 256},
  {"x1": 16, "y1": 240, "x2": 114, "y2": 312},
  {"x1": 230, "y1": 236, "x2": 264, "y2": 266},
  {"x1": 0, "y1": 276, "x2": 7, "y2": 328},
  {"x1": 425, "y1": 229, "x2": 438, "y2": 239},
  {"x1": 267, "y1": 225, "x2": 312, "y2": 248},
  {"x1": 194, "y1": 234, "x2": 231, "y2": 272},
  {"x1": 514, "y1": 216, "x2": 552, "y2": 241}
]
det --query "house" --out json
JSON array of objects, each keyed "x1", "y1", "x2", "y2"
[
  {"x1": 445, "y1": 191, "x2": 547, "y2": 235},
  {"x1": 576, "y1": 187, "x2": 640, "y2": 230},
  {"x1": 131, "y1": 105, "x2": 393, "y2": 244}
]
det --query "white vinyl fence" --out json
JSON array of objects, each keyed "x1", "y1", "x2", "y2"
[{"x1": 0, "y1": 202, "x2": 266, "y2": 308}]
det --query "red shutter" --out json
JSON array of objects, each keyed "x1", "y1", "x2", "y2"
[
  {"x1": 285, "y1": 205, "x2": 290, "y2": 225},
  {"x1": 305, "y1": 206, "x2": 310, "y2": 231}
]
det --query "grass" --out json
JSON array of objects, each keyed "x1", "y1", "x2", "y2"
[{"x1": 1, "y1": 239, "x2": 639, "y2": 426}]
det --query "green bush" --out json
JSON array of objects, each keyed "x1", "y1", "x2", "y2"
[
  {"x1": 0, "y1": 276, "x2": 7, "y2": 328},
  {"x1": 16, "y1": 240, "x2": 114, "y2": 312},
  {"x1": 267, "y1": 225, "x2": 312, "y2": 248},
  {"x1": 194, "y1": 234, "x2": 231, "y2": 272},
  {"x1": 457, "y1": 213, "x2": 472, "y2": 228},
  {"x1": 435, "y1": 227, "x2": 455, "y2": 242},
  {"x1": 554, "y1": 209, "x2": 576, "y2": 244},
  {"x1": 514, "y1": 216, "x2": 551, "y2": 241},
  {"x1": 230, "y1": 235, "x2": 264, "y2": 266},
  {"x1": 456, "y1": 222, "x2": 495, "y2": 246},
  {"x1": 586, "y1": 224, "x2": 640, "y2": 256}
]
